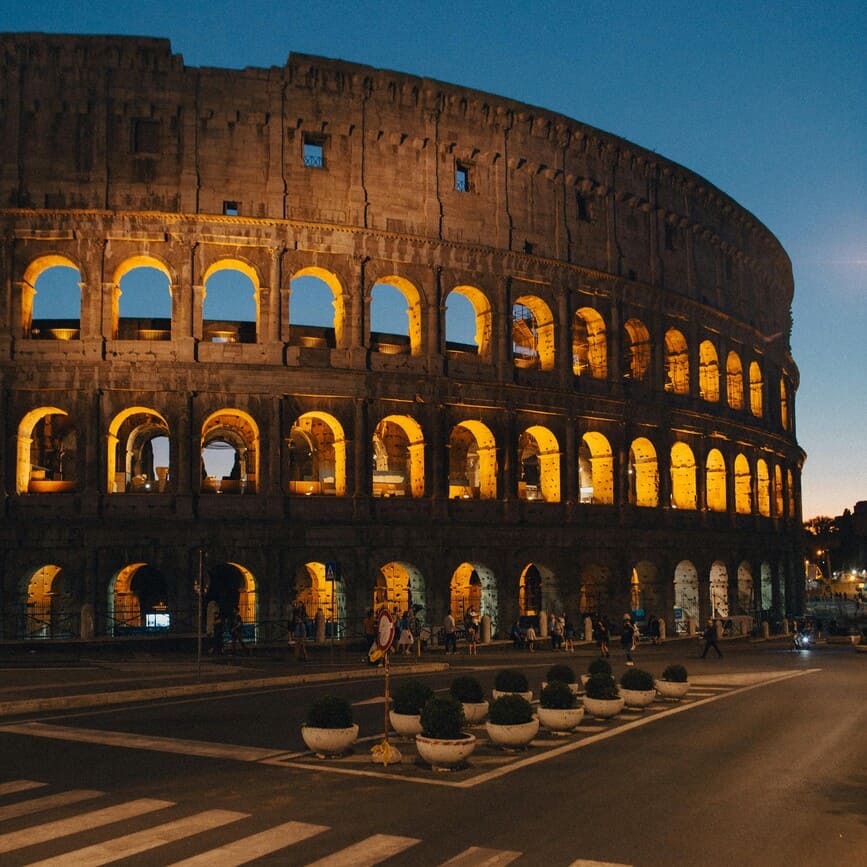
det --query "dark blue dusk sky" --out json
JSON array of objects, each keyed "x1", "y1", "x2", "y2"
[{"x1": 2, "y1": 0, "x2": 864, "y2": 518}]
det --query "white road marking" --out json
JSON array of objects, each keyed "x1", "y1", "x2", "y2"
[
  {"x1": 0, "y1": 798, "x2": 172, "y2": 854},
  {"x1": 166, "y1": 819, "x2": 329, "y2": 866},
  {"x1": 0, "y1": 779, "x2": 46, "y2": 796},
  {"x1": 439, "y1": 845, "x2": 522, "y2": 865},
  {"x1": 0, "y1": 788, "x2": 102, "y2": 821},
  {"x1": 568, "y1": 860, "x2": 632, "y2": 866},
  {"x1": 304, "y1": 833, "x2": 420, "y2": 866},
  {"x1": 26, "y1": 808, "x2": 247, "y2": 866}
]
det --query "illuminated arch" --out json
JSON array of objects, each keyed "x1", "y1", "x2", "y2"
[
  {"x1": 709, "y1": 561, "x2": 729, "y2": 618},
  {"x1": 202, "y1": 258, "x2": 262, "y2": 343},
  {"x1": 630, "y1": 560, "x2": 660, "y2": 615},
  {"x1": 670, "y1": 442, "x2": 697, "y2": 510},
  {"x1": 294, "y1": 562, "x2": 347, "y2": 635},
  {"x1": 289, "y1": 267, "x2": 347, "y2": 348},
  {"x1": 579, "y1": 431, "x2": 614, "y2": 505},
  {"x1": 756, "y1": 458, "x2": 771, "y2": 517},
  {"x1": 17, "y1": 407, "x2": 78, "y2": 494},
  {"x1": 518, "y1": 562, "x2": 557, "y2": 618},
  {"x1": 107, "y1": 407, "x2": 171, "y2": 493},
  {"x1": 288, "y1": 411, "x2": 347, "y2": 496},
  {"x1": 623, "y1": 318, "x2": 651, "y2": 382},
  {"x1": 446, "y1": 285, "x2": 493, "y2": 360},
  {"x1": 706, "y1": 448, "x2": 727, "y2": 512},
  {"x1": 628, "y1": 437, "x2": 658, "y2": 507},
  {"x1": 749, "y1": 360, "x2": 764, "y2": 418},
  {"x1": 518, "y1": 425, "x2": 560, "y2": 502},
  {"x1": 512, "y1": 295, "x2": 555, "y2": 370},
  {"x1": 24, "y1": 564, "x2": 71, "y2": 638},
  {"x1": 673, "y1": 561, "x2": 699, "y2": 633},
  {"x1": 205, "y1": 562, "x2": 258, "y2": 634},
  {"x1": 371, "y1": 275, "x2": 423, "y2": 355},
  {"x1": 22, "y1": 256, "x2": 82, "y2": 340},
  {"x1": 734, "y1": 453, "x2": 752, "y2": 514},
  {"x1": 774, "y1": 464, "x2": 784, "y2": 516},
  {"x1": 572, "y1": 307, "x2": 607, "y2": 378},
  {"x1": 448, "y1": 420, "x2": 497, "y2": 499},
  {"x1": 373, "y1": 561, "x2": 426, "y2": 615},
  {"x1": 109, "y1": 255, "x2": 173, "y2": 340},
  {"x1": 726, "y1": 351, "x2": 744, "y2": 410},
  {"x1": 699, "y1": 340, "x2": 720, "y2": 402},
  {"x1": 450, "y1": 562, "x2": 498, "y2": 635},
  {"x1": 200, "y1": 409, "x2": 260, "y2": 494},
  {"x1": 107, "y1": 563, "x2": 172, "y2": 632},
  {"x1": 737, "y1": 561, "x2": 755, "y2": 615},
  {"x1": 780, "y1": 377, "x2": 790, "y2": 430},
  {"x1": 372, "y1": 414, "x2": 425, "y2": 498},
  {"x1": 664, "y1": 329, "x2": 689, "y2": 394},
  {"x1": 760, "y1": 561, "x2": 773, "y2": 610}
]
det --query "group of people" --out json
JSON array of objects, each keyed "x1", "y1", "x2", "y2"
[{"x1": 206, "y1": 602, "x2": 248, "y2": 655}]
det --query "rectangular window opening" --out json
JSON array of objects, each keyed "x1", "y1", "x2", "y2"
[
  {"x1": 303, "y1": 136, "x2": 325, "y2": 168},
  {"x1": 455, "y1": 163, "x2": 470, "y2": 192},
  {"x1": 223, "y1": 201, "x2": 240, "y2": 216}
]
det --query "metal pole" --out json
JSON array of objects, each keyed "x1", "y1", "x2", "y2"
[{"x1": 196, "y1": 548, "x2": 203, "y2": 682}]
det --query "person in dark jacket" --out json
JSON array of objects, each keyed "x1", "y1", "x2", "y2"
[
  {"x1": 621, "y1": 614, "x2": 636, "y2": 665},
  {"x1": 701, "y1": 618, "x2": 723, "y2": 658}
]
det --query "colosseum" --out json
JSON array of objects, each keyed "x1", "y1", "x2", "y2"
[{"x1": 0, "y1": 33, "x2": 805, "y2": 645}]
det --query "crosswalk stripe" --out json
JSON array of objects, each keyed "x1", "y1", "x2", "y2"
[
  {"x1": 0, "y1": 779, "x2": 47, "y2": 797},
  {"x1": 439, "y1": 845, "x2": 522, "y2": 865},
  {"x1": 567, "y1": 859, "x2": 632, "y2": 866},
  {"x1": 0, "y1": 798, "x2": 172, "y2": 854},
  {"x1": 304, "y1": 833, "x2": 420, "y2": 866},
  {"x1": 26, "y1": 808, "x2": 248, "y2": 867},
  {"x1": 0, "y1": 789, "x2": 103, "y2": 822},
  {"x1": 167, "y1": 819, "x2": 329, "y2": 866}
]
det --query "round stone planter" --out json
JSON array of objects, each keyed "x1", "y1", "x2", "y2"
[
  {"x1": 415, "y1": 733, "x2": 477, "y2": 770},
  {"x1": 485, "y1": 716, "x2": 540, "y2": 749},
  {"x1": 542, "y1": 681, "x2": 581, "y2": 696},
  {"x1": 654, "y1": 679, "x2": 690, "y2": 700},
  {"x1": 582, "y1": 695, "x2": 625, "y2": 719},
  {"x1": 491, "y1": 689, "x2": 533, "y2": 702},
  {"x1": 301, "y1": 723, "x2": 359, "y2": 757},
  {"x1": 619, "y1": 687, "x2": 656, "y2": 709},
  {"x1": 460, "y1": 700, "x2": 490, "y2": 725},
  {"x1": 389, "y1": 710, "x2": 423, "y2": 737},
  {"x1": 538, "y1": 705, "x2": 585, "y2": 733}
]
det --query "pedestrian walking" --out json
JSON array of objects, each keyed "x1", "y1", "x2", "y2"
[
  {"x1": 443, "y1": 610, "x2": 457, "y2": 654},
  {"x1": 230, "y1": 607, "x2": 248, "y2": 653},
  {"x1": 595, "y1": 618, "x2": 610, "y2": 657},
  {"x1": 700, "y1": 618, "x2": 723, "y2": 658},
  {"x1": 294, "y1": 616, "x2": 308, "y2": 661},
  {"x1": 524, "y1": 623, "x2": 537, "y2": 652},
  {"x1": 621, "y1": 614, "x2": 636, "y2": 665},
  {"x1": 563, "y1": 615, "x2": 575, "y2": 652}
]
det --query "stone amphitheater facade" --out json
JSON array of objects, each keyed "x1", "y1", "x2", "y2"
[{"x1": 0, "y1": 33, "x2": 804, "y2": 643}]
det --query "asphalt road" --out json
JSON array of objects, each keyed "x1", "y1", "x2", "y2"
[{"x1": 0, "y1": 639, "x2": 865, "y2": 866}]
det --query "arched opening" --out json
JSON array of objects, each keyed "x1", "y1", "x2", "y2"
[
  {"x1": 289, "y1": 268, "x2": 345, "y2": 348},
  {"x1": 774, "y1": 464, "x2": 784, "y2": 516},
  {"x1": 446, "y1": 285, "x2": 492, "y2": 360},
  {"x1": 734, "y1": 453, "x2": 752, "y2": 515},
  {"x1": 18, "y1": 407, "x2": 78, "y2": 494},
  {"x1": 373, "y1": 561, "x2": 426, "y2": 620},
  {"x1": 737, "y1": 561, "x2": 755, "y2": 616},
  {"x1": 24, "y1": 565, "x2": 76, "y2": 638},
  {"x1": 287, "y1": 411, "x2": 347, "y2": 496},
  {"x1": 107, "y1": 407, "x2": 171, "y2": 493},
  {"x1": 202, "y1": 260, "x2": 260, "y2": 343},
  {"x1": 572, "y1": 307, "x2": 607, "y2": 378},
  {"x1": 518, "y1": 562, "x2": 558, "y2": 625},
  {"x1": 670, "y1": 442, "x2": 697, "y2": 510},
  {"x1": 699, "y1": 340, "x2": 720, "y2": 402},
  {"x1": 205, "y1": 562, "x2": 258, "y2": 640},
  {"x1": 664, "y1": 329, "x2": 689, "y2": 394},
  {"x1": 780, "y1": 377, "x2": 790, "y2": 430},
  {"x1": 756, "y1": 458, "x2": 771, "y2": 517},
  {"x1": 579, "y1": 431, "x2": 614, "y2": 504},
  {"x1": 512, "y1": 295, "x2": 555, "y2": 370},
  {"x1": 673, "y1": 561, "x2": 699, "y2": 633},
  {"x1": 200, "y1": 409, "x2": 260, "y2": 494},
  {"x1": 372, "y1": 414, "x2": 425, "y2": 498},
  {"x1": 294, "y1": 562, "x2": 346, "y2": 638},
  {"x1": 450, "y1": 562, "x2": 498, "y2": 636},
  {"x1": 622, "y1": 318, "x2": 651, "y2": 382},
  {"x1": 517, "y1": 425, "x2": 560, "y2": 502},
  {"x1": 726, "y1": 351, "x2": 744, "y2": 410},
  {"x1": 631, "y1": 561, "x2": 662, "y2": 621},
  {"x1": 706, "y1": 448, "x2": 727, "y2": 512},
  {"x1": 749, "y1": 360, "x2": 764, "y2": 418},
  {"x1": 760, "y1": 562, "x2": 774, "y2": 612},
  {"x1": 112, "y1": 257, "x2": 172, "y2": 340},
  {"x1": 370, "y1": 276, "x2": 422, "y2": 355},
  {"x1": 448, "y1": 420, "x2": 497, "y2": 499},
  {"x1": 25, "y1": 258, "x2": 82, "y2": 340},
  {"x1": 709, "y1": 561, "x2": 729, "y2": 618},
  {"x1": 109, "y1": 563, "x2": 170, "y2": 633},
  {"x1": 628, "y1": 437, "x2": 658, "y2": 507}
]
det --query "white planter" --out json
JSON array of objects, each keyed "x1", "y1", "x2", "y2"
[
  {"x1": 461, "y1": 700, "x2": 490, "y2": 725},
  {"x1": 415, "y1": 733, "x2": 477, "y2": 769},
  {"x1": 389, "y1": 710, "x2": 423, "y2": 736},
  {"x1": 538, "y1": 705, "x2": 585, "y2": 733},
  {"x1": 301, "y1": 724, "x2": 359, "y2": 757},
  {"x1": 542, "y1": 681, "x2": 581, "y2": 695},
  {"x1": 491, "y1": 689, "x2": 533, "y2": 702},
  {"x1": 619, "y1": 687, "x2": 656, "y2": 708},
  {"x1": 654, "y1": 679, "x2": 690, "y2": 700},
  {"x1": 485, "y1": 716, "x2": 540, "y2": 749},
  {"x1": 582, "y1": 695, "x2": 625, "y2": 718}
]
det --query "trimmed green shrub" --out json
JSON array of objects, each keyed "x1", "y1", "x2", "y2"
[
  {"x1": 661, "y1": 664, "x2": 688, "y2": 683},
  {"x1": 619, "y1": 668, "x2": 655, "y2": 691},
  {"x1": 539, "y1": 680, "x2": 577, "y2": 709},
  {"x1": 449, "y1": 675, "x2": 485, "y2": 704},
  {"x1": 494, "y1": 669, "x2": 530, "y2": 692},
  {"x1": 587, "y1": 657, "x2": 613, "y2": 677},
  {"x1": 584, "y1": 672, "x2": 619, "y2": 701},
  {"x1": 306, "y1": 695, "x2": 353, "y2": 728},
  {"x1": 391, "y1": 679, "x2": 434, "y2": 715},
  {"x1": 546, "y1": 663, "x2": 576, "y2": 684},
  {"x1": 488, "y1": 693, "x2": 534, "y2": 725},
  {"x1": 420, "y1": 695, "x2": 466, "y2": 739}
]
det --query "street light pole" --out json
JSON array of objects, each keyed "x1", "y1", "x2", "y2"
[{"x1": 196, "y1": 547, "x2": 203, "y2": 682}]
